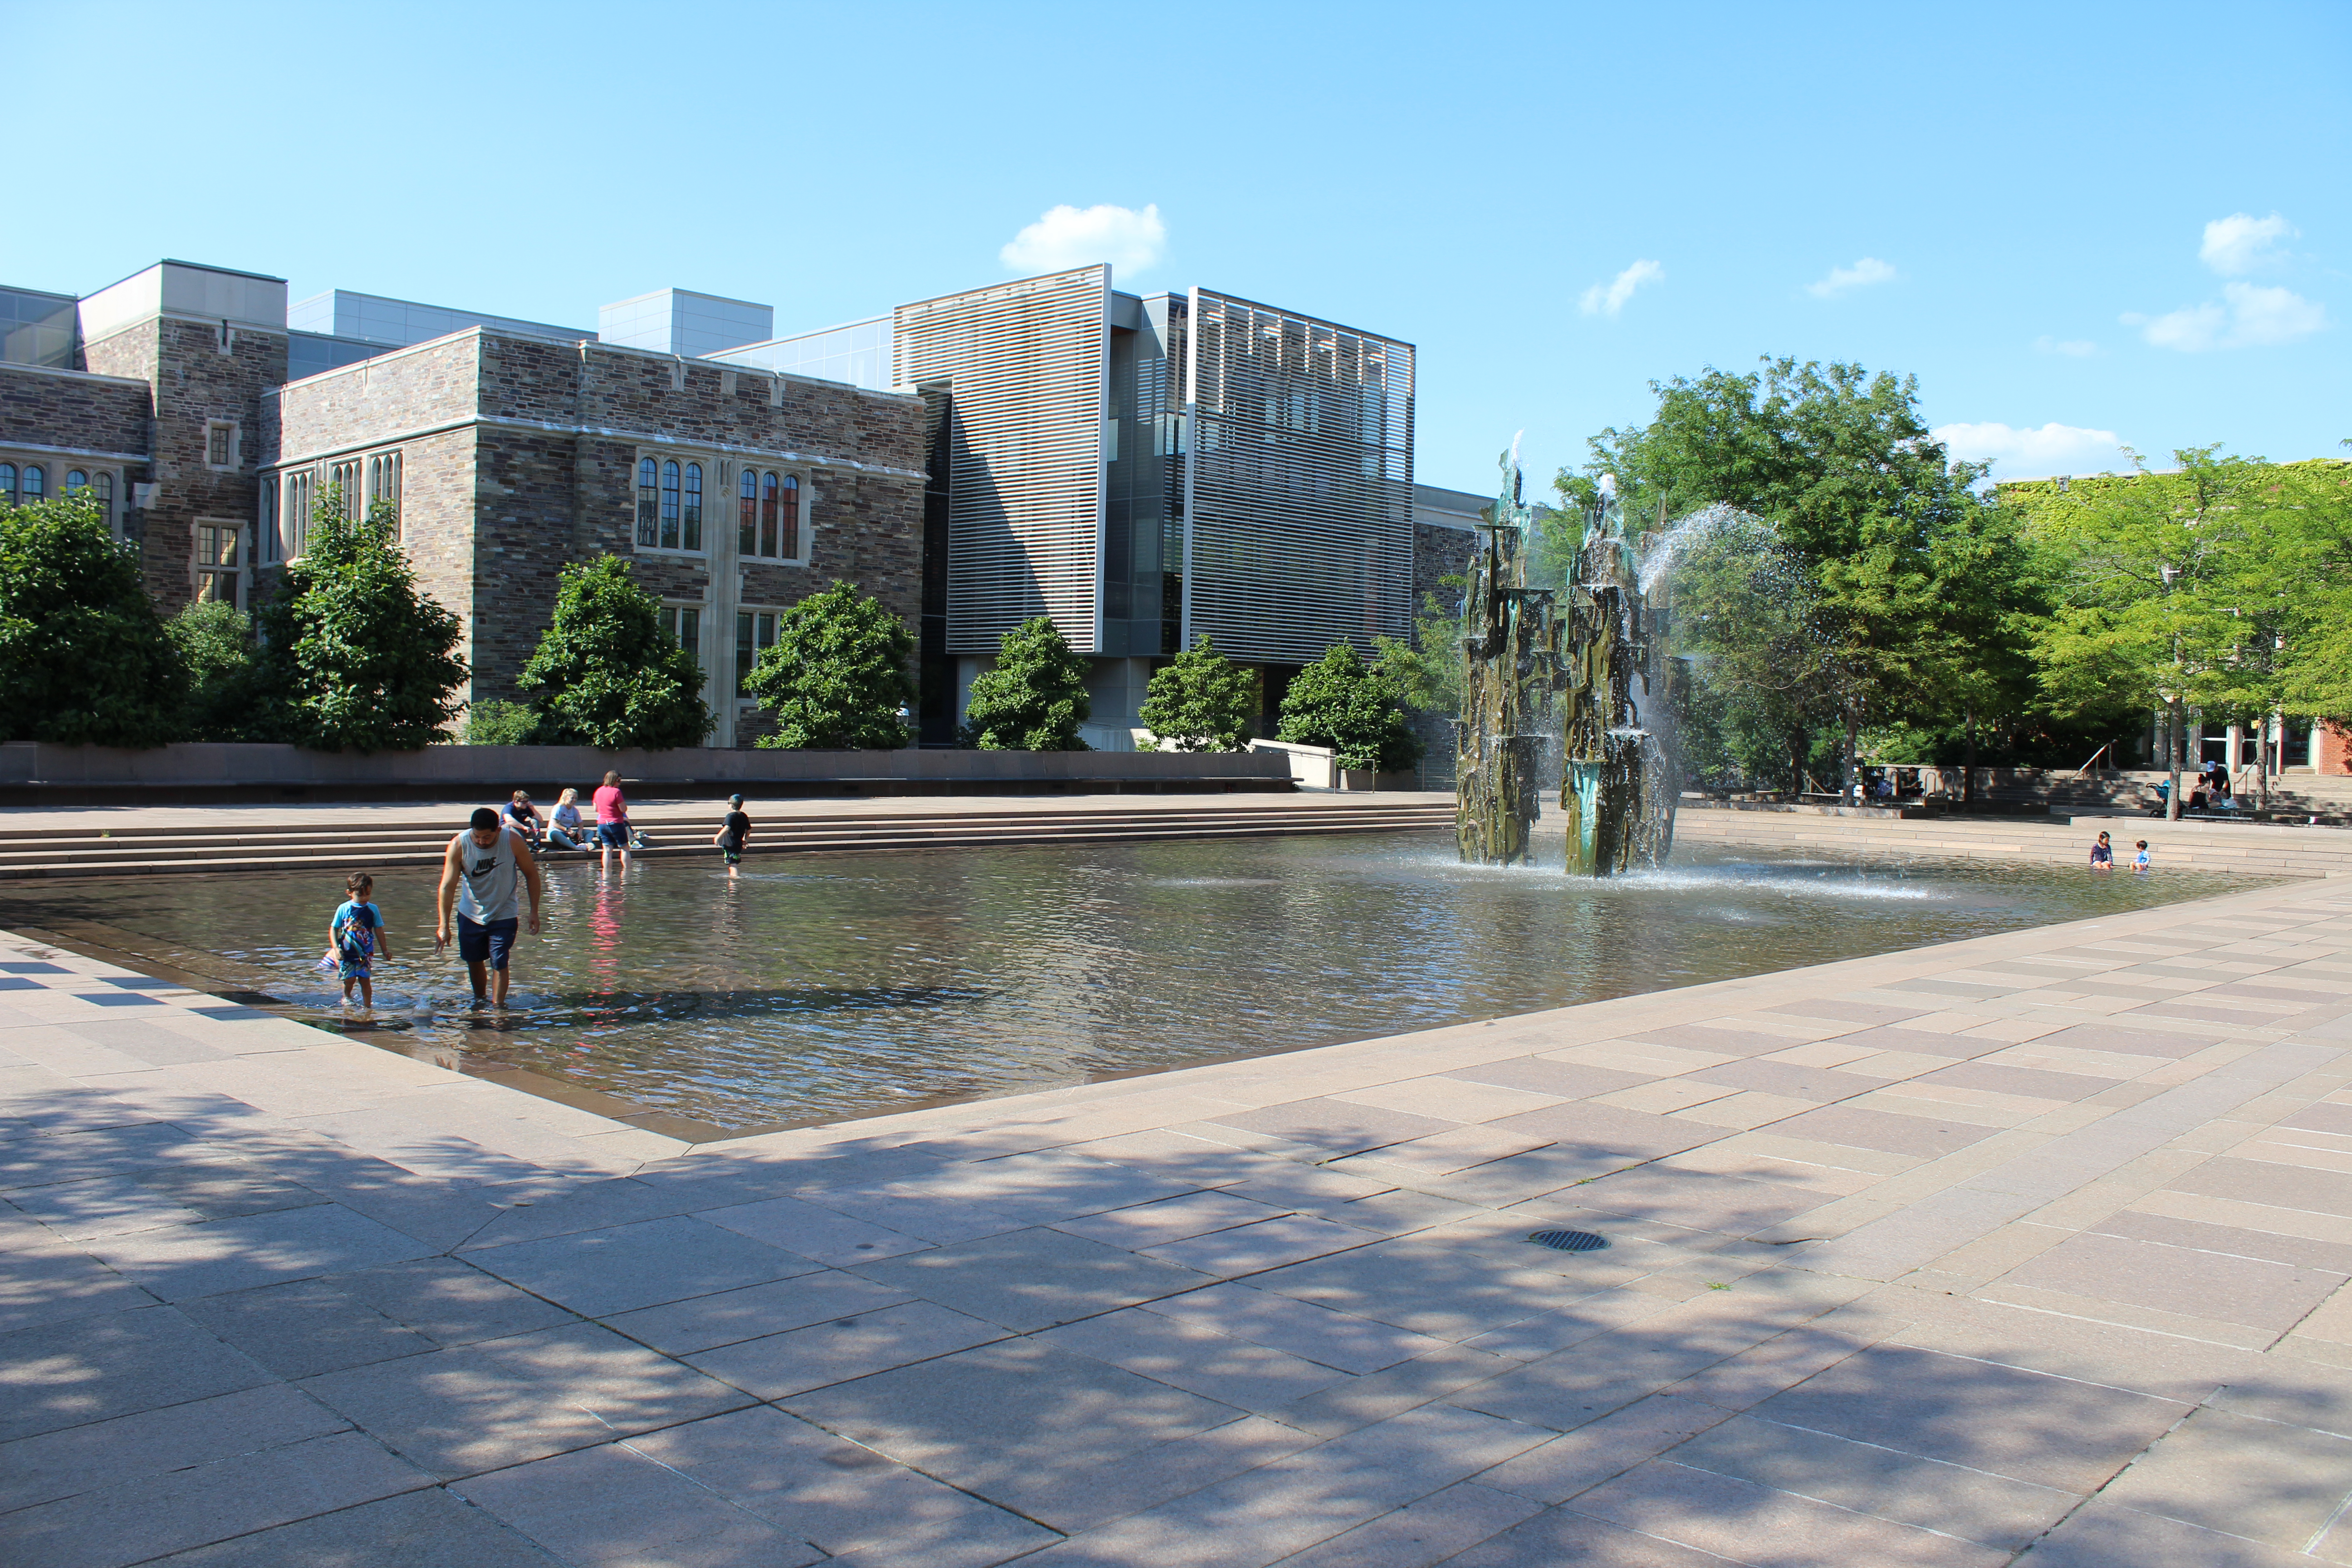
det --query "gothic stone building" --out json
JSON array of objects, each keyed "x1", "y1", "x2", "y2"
[{"x1": 0, "y1": 260, "x2": 925, "y2": 748}]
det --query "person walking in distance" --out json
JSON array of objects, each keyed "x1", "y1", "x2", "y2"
[
  {"x1": 593, "y1": 770, "x2": 632, "y2": 870},
  {"x1": 436, "y1": 806, "x2": 544, "y2": 1007}
]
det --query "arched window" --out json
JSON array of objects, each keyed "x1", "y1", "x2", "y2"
[
  {"x1": 778, "y1": 474, "x2": 800, "y2": 559},
  {"x1": 681, "y1": 463, "x2": 702, "y2": 551},
  {"x1": 636, "y1": 457, "x2": 659, "y2": 546},
  {"x1": 0, "y1": 464, "x2": 14, "y2": 507},
  {"x1": 94, "y1": 472, "x2": 114, "y2": 534},
  {"x1": 660, "y1": 461, "x2": 681, "y2": 549},
  {"x1": 22, "y1": 466, "x2": 44, "y2": 503},
  {"x1": 65, "y1": 470, "x2": 88, "y2": 495},
  {"x1": 258, "y1": 476, "x2": 276, "y2": 563},
  {"x1": 739, "y1": 468, "x2": 759, "y2": 555},
  {"x1": 760, "y1": 472, "x2": 779, "y2": 558}
]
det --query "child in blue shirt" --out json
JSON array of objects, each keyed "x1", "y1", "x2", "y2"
[{"x1": 330, "y1": 871, "x2": 392, "y2": 1007}]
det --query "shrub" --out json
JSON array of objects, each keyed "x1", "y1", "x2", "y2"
[
  {"x1": 1138, "y1": 636, "x2": 1255, "y2": 751},
  {"x1": 958, "y1": 616, "x2": 1092, "y2": 750},
  {"x1": 165, "y1": 600, "x2": 267, "y2": 741},
  {"x1": 462, "y1": 700, "x2": 543, "y2": 746},
  {"x1": 0, "y1": 491, "x2": 186, "y2": 746},
  {"x1": 744, "y1": 581, "x2": 916, "y2": 749},
  {"x1": 251, "y1": 490, "x2": 468, "y2": 753},
  {"x1": 1277, "y1": 643, "x2": 1422, "y2": 773},
  {"x1": 518, "y1": 556, "x2": 710, "y2": 750}
]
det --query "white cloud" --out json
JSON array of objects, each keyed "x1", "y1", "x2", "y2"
[
  {"x1": 1806, "y1": 256, "x2": 1897, "y2": 299},
  {"x1": 2034, "y1": 335, "x2": 2098, "y2": 357},
  {"x1": 1934, "y1": 421, "x2": 2129, "y2": 477},
  {"x1": 2134, "y1": 281, "x2": 2328, "y2": 351},
  {"x1": 2200, "y1": 212, "x2": 2295, "y2": 275},
  {"x1": 1000, "y1": 203, "x2": 1166, "y2": 274},
  {"x1": 1578, "y1": 259, "x2": 1664, "y2": 318}
]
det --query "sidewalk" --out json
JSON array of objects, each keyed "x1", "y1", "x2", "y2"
[{"x1": 3, "y1": 874, "x2": 2351, "y2": 1564}]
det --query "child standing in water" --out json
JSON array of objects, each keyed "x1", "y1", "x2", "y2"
[
  {"x1": 713, "y1": 794, "x2": 752, "y2": 876},
  {"x1": 331, "y1": 871, "x2": 391, "y2": 1007}
]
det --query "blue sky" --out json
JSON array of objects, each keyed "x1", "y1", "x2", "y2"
[{"x1": 8, "y1": 0, "x2": 2345, "y2": 494}]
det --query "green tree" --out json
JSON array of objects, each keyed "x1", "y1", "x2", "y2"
[
  {"x1": 1138, "y1": 635, "x2": 1256, "y2": 751},
  {"x1": 253, "y1": 489, "x2": 468, "y2": 752},
  {"x1": 1566, "y1": 357, "x2": 2009, "y2": 791},
  {"x1": 2273, "y1": 450, "x2": 2352, "y2": 723},
  {"x1": 518, "y1": 554, "x2": 710, "y2": 750},
  {"x1": 1278, "y1": 643, "x2": 1422, "y2": 773},
  {"x1": 165, "y1": 600, "x2": 267, "y2": 742},
  {"x1": 959, "y1": 616, "x2": 1092, "y2": 750},
  {"x1": 2017, "y1": 448, "x2": 2283, "y2": 817},
  {"x1": 744, "y1": 581, "x2": 916, "y2": 749},
  {"x1": 0, "y1": 491, "x2": 186, "y2": 746}
]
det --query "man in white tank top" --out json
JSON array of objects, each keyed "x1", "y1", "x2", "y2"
[{"x1": 435, "y1": 807, "x2": 544, "y2": 1006}]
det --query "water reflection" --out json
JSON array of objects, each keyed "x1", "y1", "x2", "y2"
[{"x1": 0, "y1": 835, "x2": 2263, "y2": 1130}]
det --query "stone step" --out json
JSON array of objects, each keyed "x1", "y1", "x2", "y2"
[{"x1": 0, "y1": 809, "x2": 1457, "y2": 880}]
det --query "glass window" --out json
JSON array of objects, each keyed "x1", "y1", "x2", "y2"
[
  {"x1": 734, "y1": 609, "x2": 779, "y2": 696},
  {"x1": 659, "y1": 605, "x2": 702, "y2": 665},
  {"x1": 257, "y1": 478, "x2": 275, "y2": 562},
  {"x1": 660, "y1": 460, "x2": 680, "y2": 550},
  {"x1": 760, "y1": 472, "x2": 779, "y2": 558},
  {"x1": 778, "y1": 474, "x2": 800, "y2": 559},
  {"x1": 65, "y1": 469, "x2": 88, "y2": 493},
  {"x1": 286, "y1": 470, "x2": 314, "y2": 557},
  {"x1": 739, "y1": 468, "x2": 758, "y2": 555},
  {"x1": 637, "y1": 457, "x2": 659, "y2": 547},
  {"x1": 22, "y1": 465, "x2": 43, "y2": 501},
  {"x1": 194, "y1": 523, "x2": 242, "y2": 608},
  {"x1": 0, "y1": 464, "x2": 13, "y2": 506},
  {"x1": 94, "y1": 472, "x2": 113, "y2": 533},
  {"x1": 682, "y1": 463, "x2": 702, "y2": 552},
  {"x1": 206, "y1": 425, "x2": 234, "y2": 467},
  {"x1": 329, "y1": 459, "x2": 361, "y2": 519}
]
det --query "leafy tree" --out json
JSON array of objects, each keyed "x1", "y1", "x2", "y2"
[
  {"x1": 1565, "y1": 357, "x2": 2012, "y2": 791},
  {"x1": 2017, "y1": 448, "x2": 2283, "y2": 817},
  {"x1": 0, "y1": 491, "x2": 186, "y2": 746},
  {"x1": 1277, "y1": 643, "x2": 1422, "y2": 773},
  {"x1": 253, "y1": 489, "x2": 468, "y2": 752},
  {"x1": 2272, "y1": 449, "x2": 2352, "y2": 723},
  {"x1": 461, "y1": 700, "x2": 542, "y2": 745},
  {"x1": 959, "y1": 616, "x2": 1092, "y2": 750},
  {"x1": 1138, "y1": 636, "x2": 1256, "y2": 751},
  {"x1": 518, "y1": 554, "x2": 710, "y2": 750},
  {"x1": 165, "y1": 600, "x2": 267, "y2": 742},
  {"x1": 744, "y1": 581, "x2": 916, "y2": 749}
]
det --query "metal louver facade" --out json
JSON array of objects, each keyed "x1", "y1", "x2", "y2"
[
  {"x1": 894, "y1": 267, "x2": 1109, "y2": 654},
  {"x1": 1182, "y1": 290, "x2": 1415, "y2": 664}
]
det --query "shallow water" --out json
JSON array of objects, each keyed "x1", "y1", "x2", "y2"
[{"x1": 0, "y1": 833, "x2": 2264, "y2": 1130}]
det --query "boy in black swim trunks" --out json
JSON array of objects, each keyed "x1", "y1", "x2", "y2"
[{"x1": 713, "y1": 794, "x2": 751, "y2": 876}]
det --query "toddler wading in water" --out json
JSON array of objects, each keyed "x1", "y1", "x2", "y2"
[
  {"x1": 714, "y1": 794, "x2": 752, "y2": 876},
  {"x1": 329, "y1": 872, "x2": 391, "y2": 1007}
]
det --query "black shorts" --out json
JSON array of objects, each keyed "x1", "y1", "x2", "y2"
[
  {"x1": 456, "y1": 915, "x2": 519, "y2": 970},
  {"x1": 598, "y1": 821, "x2": 629, "y2": 848}
]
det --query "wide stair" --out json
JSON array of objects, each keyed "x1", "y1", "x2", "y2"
[
  {"x1": 0, "y1": 799, "x2": 1460, "y2": 881},
  {"x1": 1964, "y1": 769, "x2": 2352, "y2": 823}
]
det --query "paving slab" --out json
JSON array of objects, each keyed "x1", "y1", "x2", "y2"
[{"x1": 2, "y1": 867, "x2": 2351, "y2": 1563}]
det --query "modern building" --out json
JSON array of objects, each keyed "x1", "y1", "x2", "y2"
[
  {"x1": 722, "y1": 265, "x2": 1419, "y2": 744},
  {"x1": 6, "y1": 255, "x2": 1445, "y2": 753}
]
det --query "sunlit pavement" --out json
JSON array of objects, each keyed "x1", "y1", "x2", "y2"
[{"x1": 2, "y1": 873, "x2": 2350, "y2": 1566}]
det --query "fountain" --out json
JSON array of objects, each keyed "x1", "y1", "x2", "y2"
[{"x1": 1455, "y1": 446, "x2": 1679, "y2": 875}]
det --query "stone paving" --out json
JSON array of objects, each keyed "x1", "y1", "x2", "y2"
[{"x1": 2, "y1": 872, "x2": 2351, "y2": 1565}]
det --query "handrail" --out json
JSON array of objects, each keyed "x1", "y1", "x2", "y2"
[{"x1": 2074, "y1": 743, "x2": 2112, "y2": 778}]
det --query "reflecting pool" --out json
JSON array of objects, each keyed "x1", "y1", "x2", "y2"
[{"x1": 0, "y1": 834, "x2": 2268, "y2": 1131}]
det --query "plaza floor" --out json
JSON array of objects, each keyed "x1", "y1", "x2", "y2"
[{"x1": 2, "y1": 869, "x2": 2350, "y2": 1565}]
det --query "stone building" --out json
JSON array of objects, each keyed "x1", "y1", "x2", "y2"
[{"x1": 1, "y1": 260, "x2": 925, "y2": 748}]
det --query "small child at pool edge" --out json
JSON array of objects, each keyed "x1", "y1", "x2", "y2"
[
  {"x1": 330, "y1": 871, "x2": 392, "y2": 1008},
  {"x1": 714, "y1": 794, "x2": 752, "y2": 876}
]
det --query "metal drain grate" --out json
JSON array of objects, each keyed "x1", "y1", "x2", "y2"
[{"x1": 1527, "y1": 1229, "x2": 1609, "y2": 1252}]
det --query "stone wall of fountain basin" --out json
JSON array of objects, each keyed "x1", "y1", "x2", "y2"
[{"x1": 0, "y1": 742, "x2": 1297, "y2": 804}]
